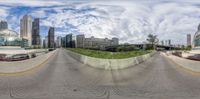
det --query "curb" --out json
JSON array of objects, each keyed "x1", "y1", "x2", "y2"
[
  {"x1": 161, "y1": 52, "x2": 200, "y2": 74},
  {"x1": 66, "y1": 50, "x2": 155, "y2": 70}
]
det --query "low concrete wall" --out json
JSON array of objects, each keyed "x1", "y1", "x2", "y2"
[
  {"x1": 66, "y1": 50, "x2": 155, "y2": 70},
  {"x1": 0, "y1": 50, "x2": 56, "y2": 74},
  {"x1": 162, "y1": 52, "x2": 200, "y2": 72}
]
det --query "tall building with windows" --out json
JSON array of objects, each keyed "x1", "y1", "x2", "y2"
[
  {"x1": 61, "y1": 36, "x2": 66, "y2": 48},
  {"x1": 187, "y1": 34, "x2": 191, "y2": 46},
  {"x1": 65, "y1": 34, "x2": 76, "y2": 48},
  {"x1": 76, "y1": 34, "x2": 85, "y2": 48},
  {"x1": 61, "y1": 34, "x2": 76, "y2": 48},
  {"x1": 66, "y1": 34, "x2": 72, "y2": 48},
  {"x1": 193, "y1": 24, "x2": 200, "y2": 49},
  {"x1": 32, "y1": 18, "x2": 40, "y2": 48},
  {"x1": 43, "y1": 36, "x2": 48, "y2": 48},
  {"x1": 48, "y1": 27, "x2": 54, "y2": 48},
  {"x1": 0, "y1": 21, "x2": 8, "y2": 30},
  {"x1": 56, "y1": 36, "x2": 62, "y2": 48},
  {"x1": 20, "y1": 15, "x2": 32, "y2": 47},
  {"x1": 168, "y1": 39, "x2": 171, "y2": 46}
]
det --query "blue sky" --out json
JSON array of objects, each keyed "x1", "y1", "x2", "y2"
[{"x1": 1, "y1": 0, "x2": 200, "y2": 45}]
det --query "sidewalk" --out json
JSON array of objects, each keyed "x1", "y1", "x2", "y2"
[{"x1": 162, "y1": 52, "x2": 200, "y2": 72}]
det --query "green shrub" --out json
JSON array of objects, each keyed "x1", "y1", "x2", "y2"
[{"x1": 67, "y1": 48, "x2": 152, "y2": 59}]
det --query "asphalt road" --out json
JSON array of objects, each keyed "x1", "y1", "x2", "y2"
[{"x1": 1, "y1": 49, "x2": 200, "y2": 99}]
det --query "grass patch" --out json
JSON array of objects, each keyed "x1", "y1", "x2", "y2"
[{"x1": 67, "y1": 48, "x2": 152, "y2": 59}]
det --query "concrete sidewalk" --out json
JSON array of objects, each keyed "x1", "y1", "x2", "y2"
[{"x1": 162, "y1": 52, "x2": 200, "y2": 72}]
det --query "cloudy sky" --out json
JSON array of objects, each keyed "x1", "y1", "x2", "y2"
[{"x1": 0, "y1": 0, "x2": 200, "y2": 45}]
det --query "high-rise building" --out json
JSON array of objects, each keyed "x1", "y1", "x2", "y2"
[
  {"x1": 0, "y1": 21, "x2": 8, "y2": 30},
  {"x1": 20, "y1": 15, "x2": 32, "y2": 46},
  {"x1": 43, "y1": 36, "x2": 48, "y2": 48},
  {"x1": 76, "y1": 34, "x2": 85, "y2": 48},
  {"x1": 48, "y1": 27, "x2": 54, "y2": 48},
  {"x1": 61, "y1": 34, "x2": 76, "y2": 48},
  {"x1": 168, "y1": 39, "x2": 171, "y2": 46},
  {"x1": 56, "y1": 36, "x2": 62, "y2": 48},
  {"x1": 193, "y1": 24, "x2": 200, "y2": 49},
  {"x1": 66, "y1": 34, "x2": 72, "y2": 47},
  {"x1": 187, "y1": 34, "x2": 191, "y2": 46},
  {"x1": 32, "y1": 18, "x2": 40, "y2": 48},
  {"x1": 61, "y1": 37, "x2": 66, "y2": 48}
]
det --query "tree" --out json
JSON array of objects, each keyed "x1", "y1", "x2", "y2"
[
  {"x1": 146, "y1": 34, "x2": 158, "y2": 50},
  {"x1": 116, "y1": 45, "x2": 138, "y2": 52},
  {"x1": 186, "y1": 45, "x2": 192, "y2": 50}
]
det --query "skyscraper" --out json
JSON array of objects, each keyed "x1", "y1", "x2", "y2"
[
  {"x1": 20, "y1": 15, "x2": 32, "y2": 46},
  {"x1": 43, "y1": 36, "x2": 48, "y2": 48},
  {"x1": 56, "y1": 36, "x2": 62, "y2": 48},
  {"x1": 168, "y1": 39, "x2": 171, "y2": 46},
  {"x1": 76, "y1": 34, "x2": 85, "y2": 48},
  {"x1": 66, "y1": 34, "x2": 73, "y2": 48},
  {"x1": 48, "y1": 27, "x2": 55, "y2": 48},
  {"x1": 187, "y1": 34, "x2": 191, "y2": 46},
  {"x1": 32, "y1": 18, "x2": 40, "y2": 48},
  {"x1": 60, "y1": 34, "x2": 75, "y2": 48},
  {"x1": 0, "y1": 20, "x2": 8, "y2": 30}
]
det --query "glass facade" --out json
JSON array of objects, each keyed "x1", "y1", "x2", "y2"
[
  {"x1": 0, "y1": 29, "x2": 28, "y2": 47},
  {"x1": 194, "y1": 35, "x2": 200, "y2": 47},
  {"x1": 0, "y1": 37, "x2": 22, "y2": 46}
]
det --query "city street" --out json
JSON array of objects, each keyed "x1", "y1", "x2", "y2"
[{"x1": 0, "y1": 49, "x2": 200, "y2": 99}]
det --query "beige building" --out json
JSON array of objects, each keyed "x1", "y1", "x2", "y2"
[
  {"x1": 20, "y1": 15, "x2": 32, "y2": 47},
  {"x1": 76, "y1": 35, "x2": 119, "y2": 50}
]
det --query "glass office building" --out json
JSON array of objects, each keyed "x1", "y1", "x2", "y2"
[
  {"x1": 194, "y1": 34, "x2": 200, "y2": 47},
  {"x1": 0, "y1": 29, "x2": 27, "y2": 47},
  {"x1": 193, "y1": 25, "x2": 200, "y2": 50}
]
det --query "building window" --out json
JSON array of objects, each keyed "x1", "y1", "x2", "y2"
[{"x1": 195, "y1": 36, "x2": 200, "y2": 47}]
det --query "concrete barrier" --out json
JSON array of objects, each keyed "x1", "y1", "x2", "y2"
[
  {"x1": 0, "y1": 50, "x2": 56, "y2": 74},
  {"x1": 66, "y1": 50, "x2": 155, "y2": 70},
  {"x1": 162, "y1": 52, "x2": 200, "y2": 72}
]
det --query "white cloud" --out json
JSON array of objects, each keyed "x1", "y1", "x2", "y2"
[
  {"x1": 0, "y1": 7, "x2": 10, "y2": 20},
  {"x1": 0, "y1": 0, "x2": 65, "y2": 7},
  {"x1": 1, "y1": 0, "x2": 200, "y2": 45},
  {"x1": 30, "y1": 10, "x2": 47, "y2": 18}
]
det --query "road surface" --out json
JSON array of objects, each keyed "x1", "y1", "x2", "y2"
[{"x1": 0, "y1": 49, "x2": 200, "y2": 99}]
